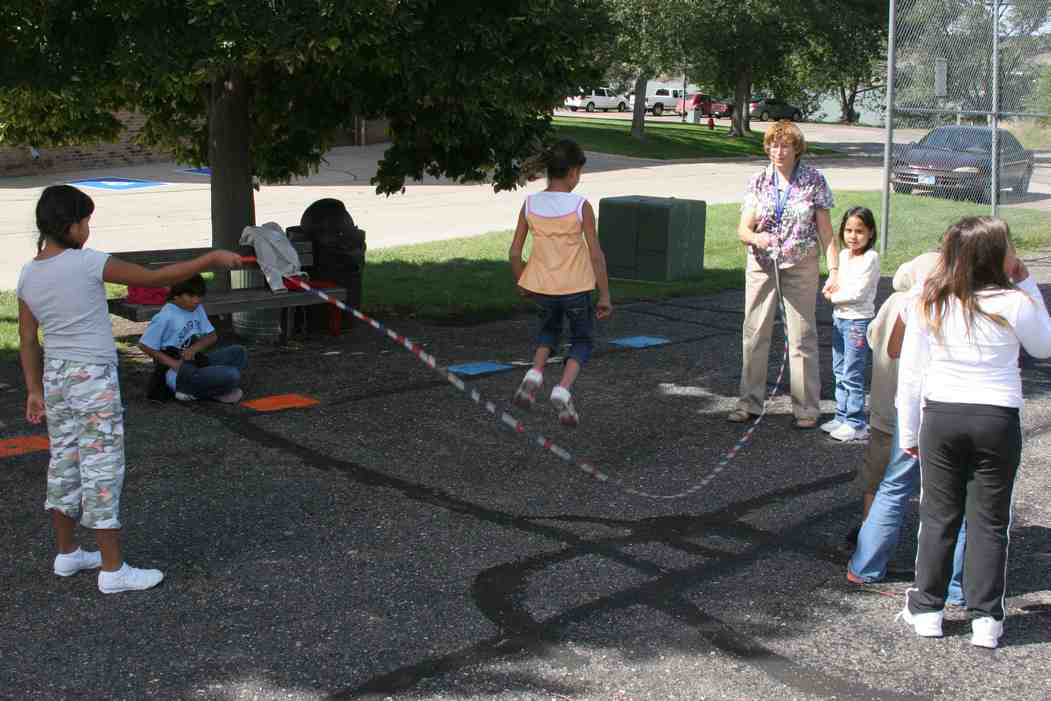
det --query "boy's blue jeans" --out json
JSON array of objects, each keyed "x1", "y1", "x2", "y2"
[
  {"x1": 173, "y1": 345, "x2": 247, "y2": 399},
  {"x1": 849, "y1": 424, "x2": 966, "y2": 605},
  {"x1": 533, "y1": 291, "x2": 594, "y2": 366},
  {"x1": 832, "y1": 317, "x2": 870, "y2": 429}
]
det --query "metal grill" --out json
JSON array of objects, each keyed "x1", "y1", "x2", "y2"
[{"x1": 882, "y1": 0, "x2": 1051, "y2": 250}]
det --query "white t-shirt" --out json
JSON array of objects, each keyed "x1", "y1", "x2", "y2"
[
  {"x1": 830, "y1": 249, "x2": 880, "y2": 319},
  {"x1": 896, "y1": 275, "x2": 1051, "y2": 448},
  {"x1": 16, "y1": 248, "x2": 117, "y2": 365},
  {"x1": 526, "y1": 191, "x2": 585, "y2": 220}
]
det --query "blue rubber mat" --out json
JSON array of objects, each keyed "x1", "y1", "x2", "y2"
[
  {"x1": 447, "y1": 361, "x2": 515, "y2": 377},
  {"x1": 70, "y1": 177, "x2": 163, "y2": 190},
  {"x1": 179, "y1": 167, "x2": 211, "y2": 176},
  {"x1": 610, "y1": 335, "x2": 671, "y2": 348}
]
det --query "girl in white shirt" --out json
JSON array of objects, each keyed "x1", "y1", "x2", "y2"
[
  {"x1": 822, "y1": 207, "x2": 880, "y2": 442},
  {"x1": 18, "y1": 185, "x2": 242, "y2": 594},
  {"x1": 896, "y1": 216, "x2": 1051, "y2": 648}
]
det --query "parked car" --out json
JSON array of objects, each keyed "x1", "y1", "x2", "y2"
[
  {"x1": 564, "y1": 87, "x2": 627, "y2": 113},
  {"x1": 628, "y1": 87, "x2": 682, "y2": 116},
  {"x1": 891, "y1": 125, "x2": 1034, "y2": 202},
  {"x1": 676, "y1": 93, "x2": 733, "y2": 117},
  {"x1": 749, "y1": 97, "x2": 803, "y2": 121}
]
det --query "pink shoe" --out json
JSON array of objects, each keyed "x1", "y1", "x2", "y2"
[
  {"x1": 513, "y1": 370, "x2": 543, "y2": 410},
  {"x1": 550, "y1": 386, "x2": 579, "y2": 427}
]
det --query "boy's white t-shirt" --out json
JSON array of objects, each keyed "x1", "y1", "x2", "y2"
[
  {"x1": 140, "y1": 302, "x2": 215, "y2": 391},
  {"x1": 16, "y1": 248, "x2": 117, "y2": 365}
]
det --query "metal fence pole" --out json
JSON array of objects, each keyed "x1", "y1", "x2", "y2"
[
  {"x1": 991, "y1": 0, "x2": 1000, "y2": 216},
  {"x1": 880, "y1": 0, "x2": 898, "y2": 257}
]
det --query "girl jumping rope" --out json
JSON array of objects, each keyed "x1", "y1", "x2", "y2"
[
  {"x1": 822, "y1": 206, "x2": 880, "y2": 442},
  {"x1": 509, "y1": 139, "x2": 612, "y2": 427},
  {"x1": 17, "y1": 185, "x2": 242, "y2": 593}
]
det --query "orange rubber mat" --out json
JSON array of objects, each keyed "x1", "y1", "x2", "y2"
[
  {"x1": 0, "y1": 435, "x2": 50, "y2": 458},
  {"x1": 241, "y1": 394, "x2": 320, "y2": 412}
]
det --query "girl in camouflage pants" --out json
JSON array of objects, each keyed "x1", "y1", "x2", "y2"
[{"x1": 18, "y1": 185, "x2": 242, "y2": 593}]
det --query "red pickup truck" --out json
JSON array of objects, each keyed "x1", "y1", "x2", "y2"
[{"x1": 676, "y1": 93, "x2": 733, "y2": 117}]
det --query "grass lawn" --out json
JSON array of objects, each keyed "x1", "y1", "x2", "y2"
[
  {"x1": 551, "y1": 116, "x2": 837, "y2": 160},
  {"x1": 361, "y1": 190, "x2": 1051, "y2": 321},
  {"x1": 3, "y1": 191, "x2": 1050, "y2": 363}
]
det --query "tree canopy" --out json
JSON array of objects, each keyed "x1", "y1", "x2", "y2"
[
  {"x1": 0, "y1": 1, "x2": 608, "y2": 248},
  {"x1": 603, "y1": 0, "x2": 689, "y2": 139},
  {"x1": 896, "y1": 0, "x2": 1051, "y2": 116}
]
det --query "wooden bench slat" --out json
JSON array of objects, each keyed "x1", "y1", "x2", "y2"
[
  {"x1": 108, "y1": 286, "x2": 348, "y2": 322},
  {"x1": 111, "y1": 244, "x2": 313, "y2": 269}
]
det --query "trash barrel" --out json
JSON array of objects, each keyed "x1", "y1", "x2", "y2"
[
  {"x1": 597, "y1": 196, "x2": 706, "y2": 282},
  {"x1": 297, "y1": 198, "x2": 366, "y2": 333}
]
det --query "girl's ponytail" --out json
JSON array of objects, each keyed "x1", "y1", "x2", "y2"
[
  {"x1": 517, "y1": 138, "x2": 587, "y2": 184},
  {"x1": 518, "y1": 147, "x2": 551, "y2": 184},
  {"x1": 35, "y1": 185, "x2": 95, "y2": 252}
]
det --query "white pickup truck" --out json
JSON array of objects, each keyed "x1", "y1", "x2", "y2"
[{"x1": 628, "y1": 86, "x2": 683, "y2": 117}]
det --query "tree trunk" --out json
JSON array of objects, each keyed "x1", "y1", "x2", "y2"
[
  {"x1": 839, "y1": 83, "x2": 860, "y2": 123},
  {"x1": 729, "y1": 63, "x2": 752, "y2": 137},
  {"x1": 207, "y1": 69, "x2": 280, "y2": 342},
  {"x1": 630, "y1": 74, "x2": 650, "y2": 140},
  {"x1": 208, "y1": 69, "x2": 255, "y2": 290},
  {"x1": 845, "y1": 81, "x2": 859, "y2": 123}
]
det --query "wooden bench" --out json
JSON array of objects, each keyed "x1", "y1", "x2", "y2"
[{"x1": 107, "y1": 235, "x2": 348, "y2": 342}]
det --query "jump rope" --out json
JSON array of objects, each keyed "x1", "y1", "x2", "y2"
[{"x1": 242, "y1": 248, "x2": 791, "y2": 501}]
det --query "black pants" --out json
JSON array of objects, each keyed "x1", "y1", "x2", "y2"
[{"x1": 909, "y1": 401, "x2": 1021, "y2": 620}]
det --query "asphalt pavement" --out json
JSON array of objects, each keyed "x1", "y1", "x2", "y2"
[{"x1": 2, "y1": 251, "x2": 1050, "y2": 700}]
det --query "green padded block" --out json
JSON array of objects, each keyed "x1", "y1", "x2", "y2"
[{"x1": 598, "y1": 195, "x2": 706, "y2": 281}]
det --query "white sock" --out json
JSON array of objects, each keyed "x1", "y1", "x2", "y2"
[
  {"x1": 56, "y1": 548, "x2": 83, "y2": 559},
  {"x1": 551, "y1": 385, "x2": 571, "y2": 401},
  {"x1": 525, "y1": 369, "x2": 543, "y2": 383}
]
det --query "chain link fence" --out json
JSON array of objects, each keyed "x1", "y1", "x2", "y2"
[{"x1": 882, "y1": 0, "x2": 1051, "y2": 252}]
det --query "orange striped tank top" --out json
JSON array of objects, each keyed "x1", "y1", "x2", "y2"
[{"x1": 517, "y1": 192, "x2": 597, "y2": 295}]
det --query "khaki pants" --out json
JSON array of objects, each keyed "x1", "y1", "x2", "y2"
[{"x1": 737, "y1": 251, "x2": 820, "y2": 420}]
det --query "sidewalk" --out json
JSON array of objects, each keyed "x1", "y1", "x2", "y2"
[{"x1": 0, "y1": 143, "x2": 894, "y2": 291}]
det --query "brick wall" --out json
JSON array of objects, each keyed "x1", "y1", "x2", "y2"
[
  {"x1": 0, "y1": 111, "x2": 169, "y2": 176},
  {"x1": 0, "y1": 112, "x2": 390, "y2": 177}
]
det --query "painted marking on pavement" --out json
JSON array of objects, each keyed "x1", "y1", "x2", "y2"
[
  {"x1": 242, "y1": 394, "x2": 320, "y2": 412},
  {"x1": 610, "y1": 335, "x2": 670, "y2": 349},
  {"x1": 447, "y1": 361, "x2": 515, "y2": 377},
  {"x1": 70, "y1": 177, "x2": 165, "y2": 190},
  {"x1": 0, "y1": 435, "x2": 50, "y2": 458}
]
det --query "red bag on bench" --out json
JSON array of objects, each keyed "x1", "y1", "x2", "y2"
[{"x1": 127, "y1": 286, "x2": 169, "y2": 305}]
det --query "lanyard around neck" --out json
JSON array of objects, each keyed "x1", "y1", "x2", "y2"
[{"x1": 772, "y1": 164, "x2": 798, "y2": 228}]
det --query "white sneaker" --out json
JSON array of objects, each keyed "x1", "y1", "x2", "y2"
[
  {"x1": 971, "y1": 616, "x2": 1004, "y2": 649},
  {"x1": 830, "y1": 423, "x2": 870, "y2": 442},
  {"x1": 820, "y1": 419, "x2": 842, "y2": 433},
  {"x1": 897, "y1": 606, "x2": 944, "y2": 637},
  {"x1": 213, "y1": 388, "x2": 243, "y2": 403},
  {"x1": 53, "y1": 548, "x2": 102, "y2": 577},
  {"x1": 512, "y1": 369, "x2": 543, "y2": 410},
  {"x1": 550, "y1": 386, "x2": 579, "y2": 427},
  {"x1": 98, "y1": 563, "x2": 165, "y2": 594},
  {"x1": 174, "y1": 392, "x2": 197, "y2": 401}
]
